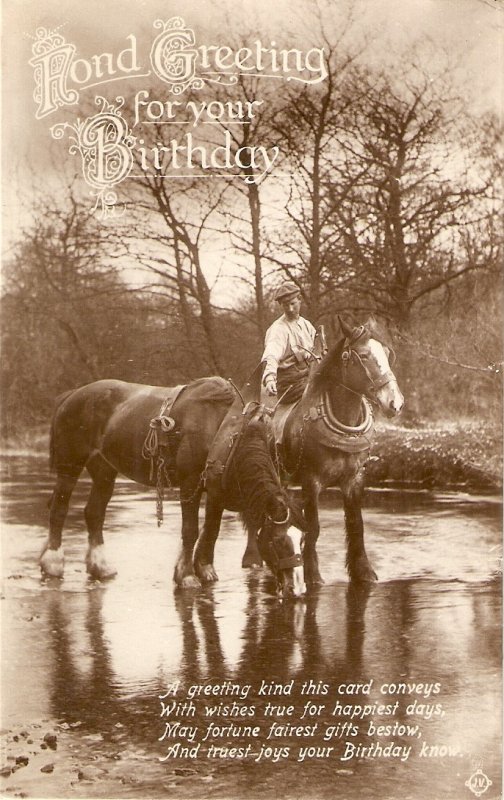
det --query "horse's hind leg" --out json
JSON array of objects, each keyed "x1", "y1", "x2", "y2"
[
  {"x1": 41, "y1": 471, "x2": 81, "y2": 577},
  {"x1": 194, "y1": 494, "x2": 223, "y2": 583},
  {"x1": 174, "y1": 479, "x2": 204, "y2": 590},
  {"x1": 342, "y1": 471, "x2": 377, "y2": 583},
  {"x1": 84, "y1": 454, "x2": 118, "y2": 580}
]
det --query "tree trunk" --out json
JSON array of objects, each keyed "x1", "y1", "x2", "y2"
[
  {"x1": 247, "y1": 181, "x2": 266, "y2": 338},
  {"x1": 191, "y1": 247, "x2": 226, "y2": 375}
]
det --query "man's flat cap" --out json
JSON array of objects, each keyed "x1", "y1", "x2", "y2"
[{"x1": 275, "y1": 282, "x2": 301, "y2": 302}]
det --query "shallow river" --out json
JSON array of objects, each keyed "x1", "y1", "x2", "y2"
[{"x1": 1, "y1": 455, "x2": 502, "y2": 800}]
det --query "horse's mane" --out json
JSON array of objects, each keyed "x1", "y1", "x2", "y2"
[
  {"x1": 310, "y1": 338, "x2": 346, "y2": 393},
  {"x1": 231, "y1": 419, "x2": 306, "y2": 532},
  {"x1": 231, "y1": 420, "x2": 284, "y2": 527}
]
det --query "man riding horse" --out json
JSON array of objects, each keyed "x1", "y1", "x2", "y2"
[{"x1": 262, "y1": 282, "x2": 316, "y2": 404}]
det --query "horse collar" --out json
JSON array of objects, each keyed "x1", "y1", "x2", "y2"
[
  {"x1": 322, "y1": 391, "x2": 373, "y2": 434},
  {"x1": 305, "y1": 392, "x2": 374, "y2": 453},
  {"x1": 268, "y1": 507, "x2": 290, "y2": 525}
]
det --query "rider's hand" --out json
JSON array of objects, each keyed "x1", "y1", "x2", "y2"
[{"x1": 265, "y1": 376, "x2": 277, "y2": 396}]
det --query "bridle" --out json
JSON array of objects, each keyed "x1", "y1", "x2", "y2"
[
  {"x1": 340, "y1": 327, "x2": 396, "y2": 403},
  {"x1": 260, "y1": 514, "x2": 304, "y2": 572}
]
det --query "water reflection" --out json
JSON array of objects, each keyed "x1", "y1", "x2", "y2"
[
  {"x1": 34, "y1": 570, "x2": 502, "y2": 751},
  {"x1": 1, "y1": 456, "x2": 502, "y2": 799}
]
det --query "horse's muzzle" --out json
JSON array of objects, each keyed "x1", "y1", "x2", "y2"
[
  {"x1": 376, "y1": 380, "x2": 404, "y2": 418},
  {"x1": 279, "y1": 564, "x2": 306, "y2": 600}
]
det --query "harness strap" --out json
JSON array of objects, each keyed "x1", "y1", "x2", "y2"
[
  {"x1": 277, "y1": 553, "x2": 303, "y2": 570},
  {"x1": 262, "y1": 535, "x2": 303, "y2": 572},
  {"x1": 141, "y1": 384, "x2": 188, "y2": 525},
  {"x1": 341, "y1": 344, "x2": 395, "y2": 398},
  {"x1": 159, "y1": 383, "x2": 188, "y2": 421},
  {"x1": 204, "y1": 394, "x2": 264, "y2": 497}
]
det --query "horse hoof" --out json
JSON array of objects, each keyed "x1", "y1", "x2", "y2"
[
  {"x1": 87, "y1": 564, "x2": 117, "y2": 580},
  {"x1": 304, "y1": 564, "x2": 324, "y2": 586},
  {"x1": 86, "y1": 546, "x2": 117, "y2": 580},
  {"x1": 306, "y1": 575, "x2": 325, "y2": 587},
  {"x1": 40, "y1": 546, "x2": 64, "y2": 578},
  {"x1": 350, "y1": 567, "x2": 378, "y2": 583},
  {"x1": 177, "y1": 575, "x2": 202, "y2": 590},
  {"x1": 195, "y1": 564, "x2": 219, "y2": 584},
  {"x1": 242, "y1": 554, "x2": 263, "y2": 569}
]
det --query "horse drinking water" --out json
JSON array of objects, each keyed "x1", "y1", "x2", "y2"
[
  {"x1": 41, "y1": 376, "x2": 305, "y2": 598},
  {"x1": 198, "y1": 399, "x2": 306, "y2": 598}
]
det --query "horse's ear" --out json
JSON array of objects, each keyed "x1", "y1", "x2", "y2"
[
  {"x1": 338, "y1": 316, "x2": 354, "y2": 340},
  {"x1": 364, "y1": 314, "x2": 377, "y2": 332}
]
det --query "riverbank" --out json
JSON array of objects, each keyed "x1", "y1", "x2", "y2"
[
  {"x1": 1, "y1": 421, "x2": 502, "y2": 494},
  {"x1": 367, "y1": 421, "x2": 502, "y2": 493}
]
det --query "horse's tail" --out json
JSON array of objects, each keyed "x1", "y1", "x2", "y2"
[{"x1": 49, "y1": 389, "x2": 75, "y2": 472}]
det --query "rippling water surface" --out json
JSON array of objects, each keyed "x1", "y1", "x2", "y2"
[{"x1": 1, "y1": 455, "x2": 502, "y2": 799}]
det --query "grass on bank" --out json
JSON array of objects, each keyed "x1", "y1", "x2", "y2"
[{"x1": 2, "y1": 419, "x2": 502, "y2": 494}]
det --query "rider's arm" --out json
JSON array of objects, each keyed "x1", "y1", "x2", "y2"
[{"x1": 262, "y1": 321, "x2": 289, "y2": 385}]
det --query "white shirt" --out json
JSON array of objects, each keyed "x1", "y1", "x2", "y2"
[{"x1": 262, "y1": 314, "x2": 316, "y2": 379}]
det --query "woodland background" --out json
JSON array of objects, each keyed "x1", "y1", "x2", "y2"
[{"x1": 2, "y1": 6, "x2": 502, "y2": 444}]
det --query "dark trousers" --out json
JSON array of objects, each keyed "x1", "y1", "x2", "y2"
[{"x1": 277, "y1": 363, "x2": 309, "y2": 404}]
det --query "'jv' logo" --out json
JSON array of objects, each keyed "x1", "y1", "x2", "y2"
[{"x1": 465, "y1": 768, "x2": 493, "y2": 798}]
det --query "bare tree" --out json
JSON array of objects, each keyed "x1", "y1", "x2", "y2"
[
  {"x1": 1, "y1": 186, "x2": 139, "y2": 431},
  {"x1": 322, "y1": 68, "x2": 501, "y2": 327},
  {"x1": 264, "y1": 13, "x2": 365, "y2": 323}
]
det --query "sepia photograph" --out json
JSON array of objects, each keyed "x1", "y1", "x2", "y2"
[{"x1": 1, "y1": 0, "x2": 502, "y2": 798}]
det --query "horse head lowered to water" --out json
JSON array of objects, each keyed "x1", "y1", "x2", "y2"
[
  {"x1": 196, "y1": 405, "x2": 306, "y2": 598},
  {"x1": 240, "y1": 316, "x2": 404, "y2": 585},
  {"x1": 41, "y1": 374, "x2": 305, "y2": 599}
]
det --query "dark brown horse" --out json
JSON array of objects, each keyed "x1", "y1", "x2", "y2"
[
  {"x1": 41, "y1": 376, "x2": 305, "y2": 598},
  {"x1": 239, "y1": 317, "x2": 404, "y2": 585},
  {"x1": 198, "y1": 402, "x2": 306, "y2": 598}
]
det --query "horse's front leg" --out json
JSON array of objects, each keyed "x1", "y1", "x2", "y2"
[
  {"x1": 241, "y1": 525, "x2": 263, "y2": 569},
  {"x1": 302, "y1": 477, "x2": 324, "y2": 586},
  {"x1": 173, "y1": 480, "x2": 203, "y2": 589},
  {"x1": 194, "y1": 493, "x2": 223, "y2": 583},
  {"x1": 342, "y1": 469, "x2": 377, "y2": 583}
]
